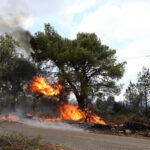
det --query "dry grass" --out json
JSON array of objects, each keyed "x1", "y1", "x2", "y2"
[{"x1": 0, "y1": 134, "x2": 73, "y2": 150}]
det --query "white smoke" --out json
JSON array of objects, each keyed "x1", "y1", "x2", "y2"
[
  {"x1": 22, "y1": 119, "x2": 84, "y2": 131},
  {"x1": 0, "y1": 109, "x2": 84, "y2": 132}
]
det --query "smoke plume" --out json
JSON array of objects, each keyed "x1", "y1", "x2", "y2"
[{"x1": 0, "y1": 0, "x2": 34, "y2": 58}]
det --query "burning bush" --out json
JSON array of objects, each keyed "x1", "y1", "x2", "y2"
[
  {"x1": 27, "y1": 75, "x2": 64, "y2": 96},
  {"x1": 24, "y1": 75, "x2": 106, "y2": 125}
]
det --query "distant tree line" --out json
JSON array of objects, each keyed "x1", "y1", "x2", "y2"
[
  {"x1": 125, "y1": 67, "x2": 150, "y2": 113},
  {"x1": 94, "y1": 67, "x2": 150, "y2": 124}
]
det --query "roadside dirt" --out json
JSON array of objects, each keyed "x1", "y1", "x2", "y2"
[
  {"x1": 0, "y1": 120, "x2": 150, "y2": 150},
  {"x1": 87, "y1": 123, "x2": 150, "y2": 139},
  {"x1": 39, "y1": 142, "x2": 74, "y2": 150}
]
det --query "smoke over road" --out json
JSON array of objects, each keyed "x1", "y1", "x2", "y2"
[
  {"x1": 0, "y1": 110, "x2": 84, "y2": 131},
  {"x1": 0, "y1": 0, "x2": 34, "y2": 58}
]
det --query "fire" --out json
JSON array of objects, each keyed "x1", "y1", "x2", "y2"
[
  {"x1": 26, "y1": 113, "x2": 32, "y2": 117},
  {"x1": 59, "y1": 104, "x2": 106, "y2": 125},
  {"x1": 1, "y1": 75, "x2": 106, "y2": 125},
  {"x1": 86, "y1": 110, "x2": 106, "y2": 124},
  {"x1": 27, "y1": 75, "x2": 63, "y2": 96},
  {"x1": 32, "y1": 116, "x2": 61, "y2": 122},
  {"x1": 0, "y1": 105, "x2": 106, "y2": 125},
  {"x1": 23, "y1": 104, "x2": 106, "y2": 125},
  {"x1": 0, "y1": 113, "x2": 17, "y2": 122},
  {"x1": 59, "y1": 104, "x2": 85, "y2": 121}
]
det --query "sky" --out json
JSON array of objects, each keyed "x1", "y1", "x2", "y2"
[{"x1": 1, "y1": 0, "x2": 150, "y2": 100}]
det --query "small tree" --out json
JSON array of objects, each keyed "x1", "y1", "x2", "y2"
[
  {"x1": 137, "y1": 67, "x2": 150, "y2": 111},
  {"x1": 0, "y1": 33, "x2": 37, "y2": 89},
  {"x1": 125, "y1": 82, "x2": 141, "y2": 112},
  {"x1": 0, "y1": 34, "x2": 37, "y2": 111},
  {"x1": 125, "y1": 67, "x2": 150, "y2": 112},
  {"x1": 0, "y1": 33, "x2": 18, "y2": 77}
]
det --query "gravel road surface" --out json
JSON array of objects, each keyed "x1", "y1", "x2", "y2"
[{"x1": 0, "y1": 121, "x2": 149, "y2": 150}]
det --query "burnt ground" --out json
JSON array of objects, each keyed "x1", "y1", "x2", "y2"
[
  {"x1": 0, "y1": 120, "x2": 150, "y2": 150},
  {"x1": 87, "y1": 122, "x2": 150, "y2": 138}
]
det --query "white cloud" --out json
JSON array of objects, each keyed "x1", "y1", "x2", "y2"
[
  {"x1": 116, "y1": 39, "x2": 150, "y2": 100},
  {"x1": 71, "y1": 0, "x2": 150, "y2": 100},
  {"x1": 72, "y1": 1, "x2": 150, "y2": 42},
  {"x1": 117, "y1": 39, "x2": 150, "y2": 60},
  {"x1": 22, "y1": 17, "x2": 34, "y2": 30},
  {"x1": 65, "y1": 0, "x2": 96, "y2": 14},
  {"x1": 25, "y1": 0, "x2": 96, "y2": 29}
]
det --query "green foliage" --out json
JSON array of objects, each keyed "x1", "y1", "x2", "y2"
[
  {"x1": 95, "y1": 67, "x2": 150, "y2": 124},
  {"x1": 0, "y1": 33, "x2": 19, "y2": 76},
  {"x1": 125, "y1": 67, "x2": 150, "y2": 112},
  {"x1": 0, "y1": 33, "x2": 37, "y2": 111},
  {"x1": 31, "y1": 23, "x2": 126, "y2": 109},
  {"x1": 0, "y1": 33, "x2": 37, "y2": 84},
  {"x1": 125, "y1": 82, "x2": 141, "y2": 112},
  {"x1": 112, "y1": 102, "x2": 129, "y2": 114},
  {"x1": 137, "y1": 67, "x2": 150, "y2": 111},
  {"x1": 3, "y1": 58, "x2": 37, "y2": 86}
]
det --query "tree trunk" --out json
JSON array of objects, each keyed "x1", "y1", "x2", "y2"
[
  {"x1": 32, "y1": 98, "x2": 37, "y2": 111},
  {"x1": 75, "y1": 94, "x2": 85, "y2": 110},
  {"x1": 144, "y1": 86, "x2": 148, "y2": 111},
  {"x1": 145, "y1": 93, "x2": 148, "y2": 111},
  {"x1": 11, "y1": 103, "x2": 15, "y2": 112}
]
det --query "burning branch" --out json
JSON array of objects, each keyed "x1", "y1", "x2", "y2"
[{"x1": 27, "y1": 75, "x2": 64, "y2": 96}]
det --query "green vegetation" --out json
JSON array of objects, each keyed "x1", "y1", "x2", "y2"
[
  {"x1": 125, "y1": 67, "x2": 150, "y2": 112},
  {"x1": 93, "y1": 67, "x2": 150, "y2": 125},
  {"x1": 0, "y1": 23, "x2": 149, "y2": 125},
  {"x1": 0, "y1": 34, "x2": 37, "y2": 112},
  {"x1": 31, "y1": 23, "x2": 126, "y2": 109}
]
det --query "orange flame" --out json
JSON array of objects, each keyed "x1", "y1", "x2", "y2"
[
  {"x1": 0, "y1": 113, "x2": 17, "y2": 122},
  {"x1": 0, "y1": 106, "x2": 106, "y2": 125},
  {"x1": 59, "y1": 104, "x2": 106, "y2": 125},
  {"x1": 85, "y1": 110, "x2": 106, "y2": 124},
  {"x1": 26, "y1": 113, "x2": 32, "y2": 117},
  {"x1": 27, "y1": 75, "x2": 63, "y2": 96},
  {"x1": 59, "y1": 104, "x2": 85, "y2": 121},
  {"x1": 24, "y1": 104, "x2": 106, "y2": 125},
  {"x1": 1, "y1": 75, "x2": 106, "y2": 125}
]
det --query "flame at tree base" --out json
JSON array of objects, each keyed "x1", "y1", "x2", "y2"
[
  {"x1": 1, "y1": 75, "x2": 106, "y2": 125},
  {"x1": 58, "y1": 104, "x2": 106, "y2": 125},
  {"x1": 0, "y1": 104, "x2": 106, "y2": 125}
]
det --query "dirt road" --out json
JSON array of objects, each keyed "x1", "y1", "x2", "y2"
[{"x1": 0, "y1": 121, "x2": 149, "y2": 150}]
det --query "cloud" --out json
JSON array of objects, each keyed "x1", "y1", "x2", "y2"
[
  {"x1": 116, "y1": 39, "x2": 150, "y2": 100},
  {"x1": 71, "y1": 0, "x2": 150, "y2": 100},
  {"x1": 25, "y1": 0, "x2": 96, "y2": 29},
  {"x1": 72, "y1": 1, "x2": 150, "y2": 43},
  {"x1": 117, "y1": 39, "x2": 150, "y2": 60}
]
